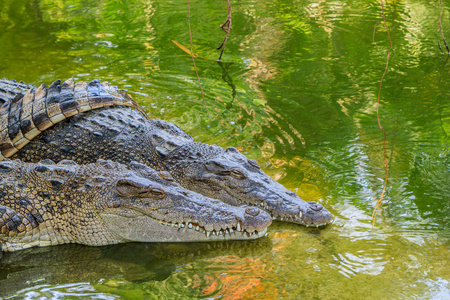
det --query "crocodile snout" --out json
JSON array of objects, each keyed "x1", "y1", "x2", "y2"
[
  {"x1": 301, "y1": 201, "x2": 333, "y2": 226},
  {"x1": 245, "y1": 206, "x2": 261, "y2": 216},
  {"x1": 236, "y1": 206, "x2": 272, "y2": 233}
]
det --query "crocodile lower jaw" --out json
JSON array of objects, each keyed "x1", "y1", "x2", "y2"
[{"x1": 101, "y1": 213, "x2": 268, "y2": 242}]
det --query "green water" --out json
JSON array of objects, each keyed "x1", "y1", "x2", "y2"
[{"x1": 0, "y1": 0, "x2": 449, "y2": 298}]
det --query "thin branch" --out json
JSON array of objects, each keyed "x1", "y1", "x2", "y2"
[
  {"x1": 373, "y1": 19, "x2": 381, "y2": 48},
  {"x1": 438, "y1": 0, "x2": 449, "y2": 53},
  {"x1": 217, "y1": 0, "x2": 232, "y2": 61},
  {"x1": 437, "y1": 28, "x2": 444, "y2": 54},
  {"x1": 187, "y1": 0, "x2": 211, "y2": 117},
  {"x1": 372, "y1": 0, "x2": 392, "y2": 227}
]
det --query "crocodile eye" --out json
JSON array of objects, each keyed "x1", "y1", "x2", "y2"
[
  {"x1": 230, "y1": 168, "x2": 246, "y2": 179},
  {"x1": 116, "y1": 176, "x2": 160, "y2": 197},
  {"x1": 149, "y1": 187, "x2": 166, "y2": 199},
  {"x1": 117, "y1": 178, "x2": 148, "y2": 196}
]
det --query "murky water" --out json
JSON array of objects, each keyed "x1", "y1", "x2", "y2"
[{"x1": 0, "y1": 0, "x2": 449, "y2": 299}]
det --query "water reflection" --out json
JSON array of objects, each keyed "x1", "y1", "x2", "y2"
[{"x1": 0, "y1": 238, "x2": 272, "y2": 298}]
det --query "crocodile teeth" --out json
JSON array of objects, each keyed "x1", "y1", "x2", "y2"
[{"x1": 157, "y1": 219, "x2": 269, "y2": 240}]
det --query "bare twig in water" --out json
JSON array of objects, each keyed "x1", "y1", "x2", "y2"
[
  {"x1": 373, "y1": 20, "x2": 381, "y2": 48},
  {"x1": 437, "y1": 28, "x2": 444, "y2": 53},
  {"x1": 372, "y1": 0, "x2": 392, "y2": 227},
  {"x1": 437, "y1": 0, "x2": 449, "y2": 53},
  {"x1": 217, "y1": 0, "x2": 232, "y2": 61},
  {"x1": 187, "y1": 0, "x2": 211, "y2": 117}
]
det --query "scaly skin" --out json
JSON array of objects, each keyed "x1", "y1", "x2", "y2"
[
  {"x1": 1, "y1": 79, "x2": 333, "y2": 227},
  {"x1": 0, "y1": 78, "x2": 146, "y2": 159},
  {"x1": 0, "y1": 159, "x2": 271, "y2": 257}
]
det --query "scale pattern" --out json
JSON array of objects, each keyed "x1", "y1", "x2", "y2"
[{"x1": 0, "y1": 78, "x2": 147, "y2": 160}]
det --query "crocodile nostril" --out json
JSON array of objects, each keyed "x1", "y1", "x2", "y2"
[
  {"x1": 245, "y1": 207, "x2": 261, "y2": 216},
  {"x1": 308, "y1": 201, "x2": 323, "y2": 212}
]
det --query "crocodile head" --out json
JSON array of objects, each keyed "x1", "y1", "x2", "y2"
[
  {"x1": 97, "y1": 161, "x2": 272, "y2": 242},
  {"x1": 0, "y1": 159, "x2": 271, "y2": 253},
  {"x1": 166, "y1": 145, "x2": 333, "y2": 227}
]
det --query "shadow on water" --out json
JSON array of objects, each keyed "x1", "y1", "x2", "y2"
[{"x1": 0, "y1": 237, "x2": 272, "y2": 298}]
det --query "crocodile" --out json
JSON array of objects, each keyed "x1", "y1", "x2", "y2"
[
  {"x1": 0, "y1": 78, "x2": 333, "y2": 227},
  {"x1": 0, "y1": 158, "x2": 271, "y2": 257}
]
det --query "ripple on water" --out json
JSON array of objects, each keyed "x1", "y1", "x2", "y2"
[
  {"x1": 8, "y1": 282, "x2": 117, "y2": 300},
  {"x1": 148, "y1": 267, "x2": 223, "y2": 299},
  {"x1": 144, "y1": 255, "x2": 276, "y2": 299},
  {"x1": 330, "y1": 251, "x2": 387, "y2": 278}
]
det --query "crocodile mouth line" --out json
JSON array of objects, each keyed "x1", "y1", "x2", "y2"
[{"x1": 156, "y1": 219, "x2": 267, "y2": 239}]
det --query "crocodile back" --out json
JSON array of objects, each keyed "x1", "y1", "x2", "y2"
[
  {"x1": 0, "y1": 79, "x2": 34, "y2": 105},
  {"x1": 0, "y1": 78, "x2": 148, "y2": 160}
]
